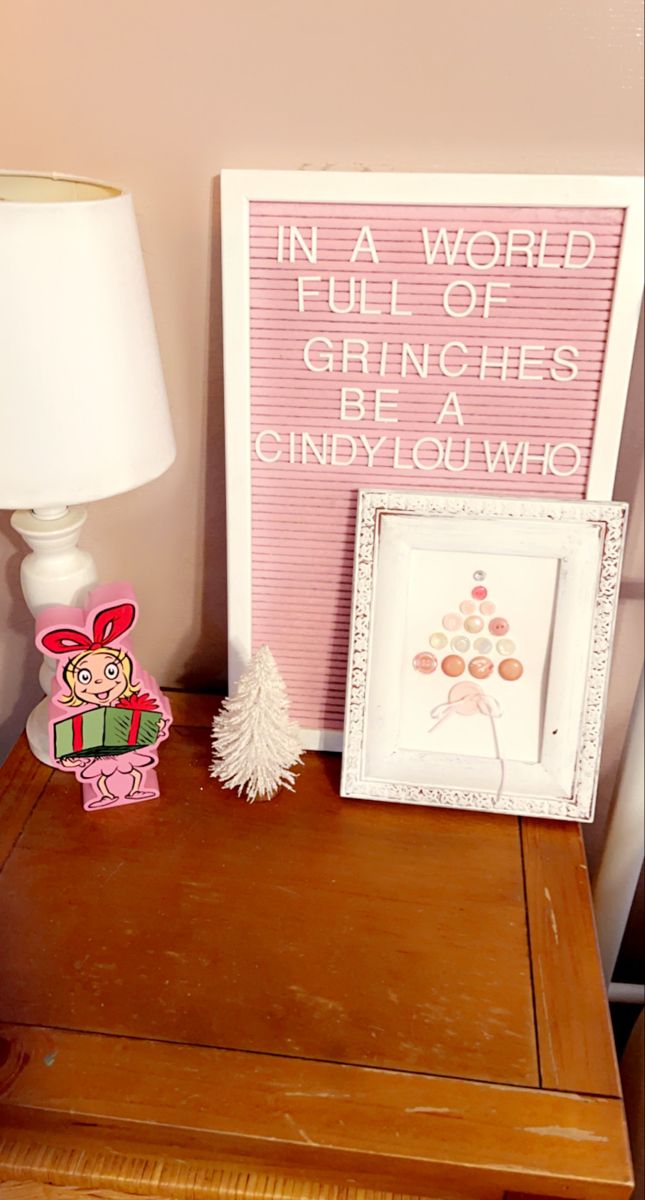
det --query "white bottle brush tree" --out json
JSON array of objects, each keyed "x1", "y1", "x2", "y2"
[{"x1": 210, "y1": 645, "x2": 305, "y2": 802}]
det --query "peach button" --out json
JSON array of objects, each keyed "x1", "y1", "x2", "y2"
[
  {"x1": 459, "y1": 599, "x2": 476, "y2": 615},
  {"x1": 442, "y1": 613, "x2": 461, "y2": 632},
  {"x1": 489, "y1": 617, "x2": 509, "y2": 636},
  {"x1": 442, "y1": 654, "x2": 465, "y2": 677},
  {"x1": 464, "y1": 615, "x2": 484, "y2": 634},
  {"x1": 480, "y1": 601, "x2": 495, "y2": 615},
  {"x1": 469, "y1": 656, "x2": 493, "y2": 679},
  {"x1": 499, "y1": 658, "x2": 523, "y2": 681}
]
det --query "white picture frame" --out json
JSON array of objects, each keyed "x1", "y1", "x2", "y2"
[
  {"x1": 221, "y1": 170, "x2": 643, "y2": 749},
  {"x1": 341, "y1": 489, "x2": 627, "y2": 821}
]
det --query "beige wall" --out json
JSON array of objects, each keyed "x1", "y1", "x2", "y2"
[{"x1": 0, "y1": 0, "x2": 643, "y2": 857}]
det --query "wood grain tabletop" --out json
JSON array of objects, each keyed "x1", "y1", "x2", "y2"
[{"x1": 0, "y1": 693, "x2": 633, "y2": 1200}]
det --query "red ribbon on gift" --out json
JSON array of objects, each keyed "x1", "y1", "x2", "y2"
[
  {"x1": 72, "y1": 713, "x2": 84, "y2": 753},
  {"x1": 116, "y1": 694, "x2": 159, "y2": 713},
  {"x1": 116, "y1": 693, "x2": 159, "y2": 746}
]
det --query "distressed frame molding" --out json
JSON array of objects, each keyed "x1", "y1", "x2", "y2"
[{"x1": 341, "y1": 489, "x2": 627, "y2": 821}]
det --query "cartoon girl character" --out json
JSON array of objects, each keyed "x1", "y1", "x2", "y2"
[{"x1": 41, "y1": 601, "x2": 168, "y2": 810}]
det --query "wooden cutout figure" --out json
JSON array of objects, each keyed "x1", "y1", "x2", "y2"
[{"x1": 35, "y1": 584, "x2": 172, "y2": 812}]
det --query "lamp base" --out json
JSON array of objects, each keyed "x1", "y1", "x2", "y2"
[
  {"x1": 11, "y1": 505, "x2": 99, "y2": 766},
  {"x1": 26, "y1": 698, "x2": 55, "y2": 766}
]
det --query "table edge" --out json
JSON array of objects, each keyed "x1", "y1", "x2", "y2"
[
  {"x1": 521, "y1": 818, "x2": 622, "y2": 1097},
  {"x1": 0, "y1": 1024, "x2": 634, "y2": 1200}
]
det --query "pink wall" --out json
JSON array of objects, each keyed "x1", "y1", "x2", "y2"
[{"x1": 0, "y1": 0, "x2": 642, "y2": 858}]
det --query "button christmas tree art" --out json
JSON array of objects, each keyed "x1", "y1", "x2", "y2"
[
  {"x1": 413, "y1": 568, "x2": 524, "y2": 688},
  {"x1": 412, "y1": 569, "x2": 524, "y2": 785}
]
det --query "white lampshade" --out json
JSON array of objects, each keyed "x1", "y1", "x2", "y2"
[{"x1": 0, "y1": 171, "x2": 176, "y2": 510}]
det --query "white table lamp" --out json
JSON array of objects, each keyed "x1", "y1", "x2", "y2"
[{"x1": 0, "y1": 171, "x2": 176, "y2": 764}]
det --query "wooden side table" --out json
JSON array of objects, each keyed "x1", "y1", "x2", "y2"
[{"x1": 0, "y1": 694, "x2": 633, "y2": 1200}]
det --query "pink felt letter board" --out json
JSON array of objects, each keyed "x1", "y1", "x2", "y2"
[{"x1": 221, "y1": 171, "x2": 643, "y2": 750}]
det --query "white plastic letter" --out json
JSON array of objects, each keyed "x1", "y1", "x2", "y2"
[
  {"x1": 401, "y1": 343, "x2": 429, "y2": 378},
  {"x1": 483, "y1": 282, "x2": 511, "y2": 319},
  {"x1": 359, "y1": 279, "x2": 382, "y2": 315},
  {"x1": 422, "y1": 227, "x2": 464, "y2": 266},
  {"x1": 518, "y1": 345, "x2": 546, "y2": 380},
  {"x1": 390, "y1": 280, "x2": 412, "y2": 316},
  {"x1": 289, "y1": 226, "x2": 318, "y2": 263},
  {"x1": 303, "y1": 335, "x2": 333, "y2": 371},
  {"x1": 521, "y1": 443, "x2": 551, "y2": 475},
  {"x1": 537, "y1": 230, "x2": 560, "y2": 269},
  {"x1": 330, "y1": 434, "x2": 357, "y2": 467},
  {"x1": 375, "y1": 389, "x2": 399, "y2": 423},
  {"x1": 484, "y1": 441, "x2": 524, "y2": 474},
  {"x1": 439, "y1": 341, "x2": 468, "y2": 378},
  {"x1": 350, "y1": 226, "x2": 379, "y2": 263},
  {"x1": 328, "y1": 276, "x2": 356, "y2": 314},
  {"x1": 551, "y1": 345, "x2": 579, "y2": 381},
  {"x1": 479, "y1": 345, "x2": 510, "y2": 380},
  {"x1": 359, "y1": 434, "x2": 388, "y2": 467},
  {"x1": 548, "y1": 442, "x2": 582, "y2": 476},
  {"x1": 443, "y1": 280, "x2": 477, "y2": 318},
  {"x1": 437, "y1": 392, "x2": 464, "y2": 426},
  {"x1": 444, "y1": 437, "x2": 471, "y2": 471},
  {"x1": 277, "y1": 225, "x2": 285, "y2": 262},
  {"x1": 298, "y1": 276, "x2": 322, "y2": 312},
  {"x1": 341, "y1": 339, "x2": 369, "y2": 373},
  {"x1": 505, "y1": 230, "x2": 535, "y2": 268},
  {"x1": 302, "y1": 432, "x2": 328, "y2": 466},
  {"x1": 393, "y1": 438, "x2": 413, "y2": 470},
  {"x1": 564, "y1": 231, "x2": 596, "y2": 270},
  {"x1": 340, "y1": 387, "x2": 366, "y2": 421},
  {"x1": 255, "y1": 430, "x2": 282, "y2": 463},
  {"x1": 412, "y1": 437, "x2": 444, "y2": 471},
  {"x1": 465, "y1": 231, "x2": 501, "y2": 271}
]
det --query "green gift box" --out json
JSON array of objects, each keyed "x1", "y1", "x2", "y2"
[{"x1": 54, "y1": 704, "x2": 162, "y2": 761}]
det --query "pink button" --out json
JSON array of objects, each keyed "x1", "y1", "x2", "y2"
[
  {"x1": 442, "y1": 613, "x2": 461, "y2": 632},
  {"x1": 472, "y1": 586, "x2": 488, "y2": 600},
  {"x1": 480, "y1": 601, "x2": 495, "y2": 615},
  {"x1": 413, "y1": 652, "x2": 437, "y2": 674},
  {"x1": 459, "y1": 599, "x2": 476, "y2": 615},
  {"x1": 489, "y1": 617, "x2": 509, "y2": 636}
]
